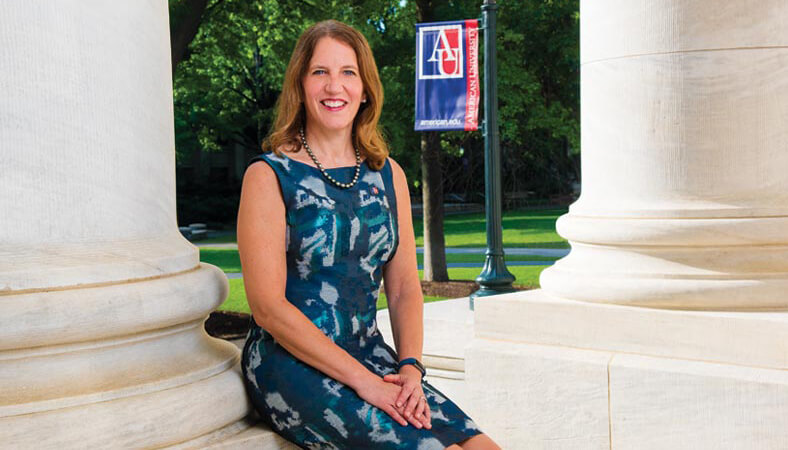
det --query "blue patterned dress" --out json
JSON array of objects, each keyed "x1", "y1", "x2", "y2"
[{"x1": 240, "y1": 152, "x2": 482, "y2": 449}]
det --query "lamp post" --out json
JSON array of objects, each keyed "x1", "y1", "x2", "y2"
[{"x1": 471, "y1": 0, "x2": 515, "y2": 308}]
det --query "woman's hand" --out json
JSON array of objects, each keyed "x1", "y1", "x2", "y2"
[
  {"x1": 383, "y1": 366, "x2": 432, "y2": 429},
  {"x1": 354, "y1": 375, "x2": 410, "y2": 427}
]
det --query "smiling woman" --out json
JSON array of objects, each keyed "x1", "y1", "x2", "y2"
[{"x1": 236, "y1": 20, "x2": 499, "y2": 450}]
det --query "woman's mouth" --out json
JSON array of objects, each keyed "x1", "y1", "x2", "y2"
[{"x1": 321, "y1": 99, "x2": 347, "y2": 111}]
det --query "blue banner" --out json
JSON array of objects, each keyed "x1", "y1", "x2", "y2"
[{"x1": 414, "y1": 19, "x2": 479, "y2": 131}]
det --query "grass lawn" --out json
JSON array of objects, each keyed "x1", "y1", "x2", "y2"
[
  {"x1": 221, "y1": 278, "x2": 450, "y2": 314},
  {"x1": 200, "y1": 248, "x2": 558, "y2": 273},
  {"x1": 201, "y1": 249, "x2": 243, "y2": 273},
  {"x1": 414, "y1": 208, "x2": 568, "y2": 248},
  {"x1": 197, "y1": 207, "x2": 569, "y2": 248},
  {"x1": 205, "y1": 207, "x2": 561, "y2": 313},
  {"x1": 216, "y1": 265, "x2": 548, "y2": 314},
  {"x1": 433, "y1": 266, "x2": 547, "y2": 289},
  {"x1": 416, "y1": 253, "x2": 557, "y2": 264},
  {"x1": 200, "y1": 233, "x2": 237, "y2": 244}
]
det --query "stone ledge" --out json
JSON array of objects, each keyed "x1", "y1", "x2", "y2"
[
  {"x1": 610, "y1": 353, "x2": 788, "y2": 449},
  {"x1": 475, "y1": 289, "x2": 788, "y2": 370},
  {"x1": 0, "y1": 367, "x2": 249, "y2": 448},
  {"x1": 376, "y1": 297, "x2": 474, "y2": 366},
  {"x1": 169, "y1": 415, "x2": 297, "y2": 450},
  {"x1": 465, "y1": 338, "x2": 610, "y2": 449},
  {"x1": 466, "y1": 336, "x2": 788, "y2": 449},
  {"x1": 201, "y1": 426, "x2": 298, "y2": 449}
]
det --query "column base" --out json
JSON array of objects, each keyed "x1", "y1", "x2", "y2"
[
  {"x1": 0, "y1": 265, "x2": 249, "y2": 448},
  {"x1": 466, "y1": 289, "x2": 788, "y2": 449},
  {"x1": 168, "y1": 413, "x2": 297, "y2": 450}
]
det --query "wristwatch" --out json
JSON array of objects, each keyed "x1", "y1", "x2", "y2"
[{"x1": 397, "y1": 358, "x2": 426, "y2": 378}]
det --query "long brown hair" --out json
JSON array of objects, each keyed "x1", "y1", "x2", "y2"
[{"x1": 262, "y1": 20, "x2": 388, "y2": 170}]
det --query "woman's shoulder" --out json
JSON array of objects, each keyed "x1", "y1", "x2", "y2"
[
  {"x1": 385, "y1": 156, "x2": 407, "y2": 183},
  {"x1": 243, "y1": 155, "x2": 278, "y2": 187},
  {"x1": 248, "y1": 147, "x2": 300, "y2": 173}
]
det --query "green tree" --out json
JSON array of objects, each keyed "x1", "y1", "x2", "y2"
[
  {"x1": 170, "y1": 0, "x2": 580, "y2": 226},
  {"x1": 497, "y1": 0, "x2": 580, "y2": 194},
  {"x1": 172, "y1": 0, "x2": 413, "y2": 163},
  {"x1": 169, "y1": 0, "x2": 212, "y2": 73}
]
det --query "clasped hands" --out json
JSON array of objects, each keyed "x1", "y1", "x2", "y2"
[
  {"x1": 381, "y1": 365, "x2": 432, "y2": 429},
  {"x1": 355, "y1": 364, "x2": 433, "y2": 429}
]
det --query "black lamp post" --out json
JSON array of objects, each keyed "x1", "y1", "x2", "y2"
[{"x1": 470, "y1": 0, "x2": 516, "y2": 308}]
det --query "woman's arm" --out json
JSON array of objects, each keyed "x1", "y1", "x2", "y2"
[
  {"x1": 382, "y1": 158, "x2": 432, "y2": 429},
  {"x1": 237, "y1": 161, "x2": 408, "y2": 426},
  {"x1": 382, "y1": 158, "x2": 424, "y2": 366}
]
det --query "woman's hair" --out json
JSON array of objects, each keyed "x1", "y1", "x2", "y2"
[{"x1": 262, "y1": 20, "x2": 388, "y2": 170}]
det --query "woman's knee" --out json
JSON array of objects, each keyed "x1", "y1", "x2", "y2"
[{"x1": 455, "y1": 433, "x2": 501, "y2": 449}]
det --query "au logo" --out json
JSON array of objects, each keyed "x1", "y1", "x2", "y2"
[{"x1": 418, "y1": 24, "x2": 464, "y2": 79}]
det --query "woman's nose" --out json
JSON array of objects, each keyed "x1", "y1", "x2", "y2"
[{"x1": 325, "y1": 76, "x2": 342, "y2": 93}]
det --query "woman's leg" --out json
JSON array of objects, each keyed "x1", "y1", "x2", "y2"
[{"x1": 456, "y1": 433, "x2": 501, "y2": 450}]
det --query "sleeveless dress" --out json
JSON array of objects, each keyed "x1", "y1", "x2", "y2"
[{"x1": 240, "y1": 152, "x2": 482, "y2": 449}]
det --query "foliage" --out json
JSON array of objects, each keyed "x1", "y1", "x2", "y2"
[
  {"x1": 171, "y1": 0, "x2": 580, "y2": 207},
  {"x1": 436, "y1": 0, "x2": 581, "y2": 198},
  {"x1": 497, "y1": 0, "x2": 581, "y2": 193},
  {"x1": 172, "y1": 0, "x2": 301, "y2": 157}
]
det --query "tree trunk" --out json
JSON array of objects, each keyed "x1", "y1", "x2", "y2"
[
  {"x1": 170, "y1": 0, "x2": 210, "y2": 73},
  {"x1": 421, "y1": 131, "x2": 449, "y2": 282},
  {"x1": 415, "y1": 0, "x2": 449, "y2": 282}
]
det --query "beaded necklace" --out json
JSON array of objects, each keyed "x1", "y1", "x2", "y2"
[{"x1": 299, "y1": 128, "x2": 361, "y2": 189}]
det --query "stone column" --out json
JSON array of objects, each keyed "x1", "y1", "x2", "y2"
[
  {"x1": 541, "y1": 1, "x2": 788, "y2": 310},
  {"x1": 0, "y1": 2, "x2": 253, "y2": 447},
  {"x1": 465, "y1": 1, "x2": 788, "y2": 448}
]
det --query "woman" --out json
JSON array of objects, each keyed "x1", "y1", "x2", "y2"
[{"x1": 237, "y1": 20, "x2": 500, "y2": 449}]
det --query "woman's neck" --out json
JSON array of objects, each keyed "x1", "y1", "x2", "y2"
[{"x1": 302, "y1": 126, "x2": 356, "y2": 167}]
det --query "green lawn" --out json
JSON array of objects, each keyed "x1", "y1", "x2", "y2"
[
  {"x1": 417, "y1": 253, "x2": 556, "y2": 264},
  {"x1": 223, "y1": 278, "x2": 253, "y2": 313},
  {"x1": 222, "y1": 278, "x2": 449, "y2": 314},
  {"x1": 431, "y1": 266, "x2": 547, "y2": 289},
  {"x1": 197, "y1": 207, "x2": 569, "y2": 248},
  {"x1": 201, "y1": 249, "x2": 243, "y2": 272},
  {"x1": 199, "y1": 233, "x2": 237, "y2": 244},
  {"x1": 216, "y1": 265, "x2": 549, "y2": 314},
  {"x1": 414, "y1": 208, "x2": 568, "y2": 248},
  {"x1": 200, "y1": 247, "x2": 559, "y2": 273},
  {"x1": 205, "y1": 207, "x2": 563, "y2": 313}
]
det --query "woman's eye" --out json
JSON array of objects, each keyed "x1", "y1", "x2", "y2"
[
  {"x1": 313, "y1": 69, "x2": 326, "y2": 75},
  {"x1": 343, "y1": 70, "x2": 357, "y2": 76}
]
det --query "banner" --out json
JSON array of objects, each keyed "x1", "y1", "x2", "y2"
[{"x1": 414, "y1": 19, "x2": 479, "y2": 131}]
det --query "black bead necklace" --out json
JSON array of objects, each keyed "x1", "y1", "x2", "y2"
[{"x1": 299, "y1": 128, "x2": 361, "y2": 189}]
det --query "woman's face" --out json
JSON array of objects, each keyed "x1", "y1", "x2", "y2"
[{"x1": 302, "y1": 37, "x2": 366, "y2": 137}]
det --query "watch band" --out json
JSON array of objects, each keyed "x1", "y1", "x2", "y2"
[{"x1": 397, "y1": 357, "x2": 426, "y2": 378}]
